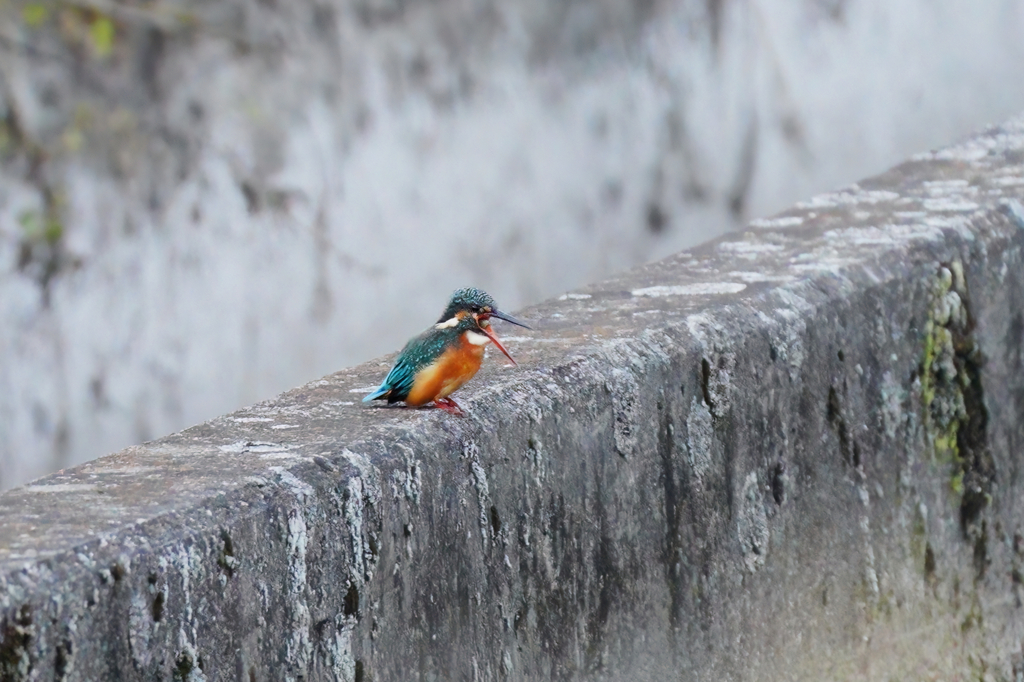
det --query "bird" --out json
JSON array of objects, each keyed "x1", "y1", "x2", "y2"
[{"x1": 362, "y1": 287, "x2": 531, "y2": 415}]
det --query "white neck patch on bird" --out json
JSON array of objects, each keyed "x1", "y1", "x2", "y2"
[{"x1": 464, "y1": 330, "x2": 490, "y2": 346}]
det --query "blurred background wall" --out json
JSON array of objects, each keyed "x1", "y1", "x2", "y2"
[{"x1": 1, "y1": 0, "x2": 1023, "y2": 489}]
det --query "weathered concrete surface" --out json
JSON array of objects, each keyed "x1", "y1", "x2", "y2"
[
  {"x1": 4, "y1": 0, "x2": 1024, "y2": 489},
  {"x1": 2, "y1": 117, "x2": 1024, "y2": 680}
]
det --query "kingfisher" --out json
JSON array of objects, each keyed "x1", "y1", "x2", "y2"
[{"x1": 363, "y1": 287, "x2": 531, "y2": 415}]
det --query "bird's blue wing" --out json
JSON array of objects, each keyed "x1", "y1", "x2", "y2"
[
  {"x1": 363, "y1": 326, "x2": 456, "y2": 403},
  {"x1": 363, "y1": 357, "x2": 416, "y2": 403}
]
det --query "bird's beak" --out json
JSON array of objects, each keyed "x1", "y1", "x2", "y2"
[
  {"x1": 490, "y1": 309, "x2": 532, "y2": 330},
  {"x1": 478, "y1": 325, "x2": 517, "y2": 366}
]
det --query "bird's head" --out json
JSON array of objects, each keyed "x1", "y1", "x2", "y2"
[{"x1": 436, "y1": 287, "x2": 531, "y2": 365}]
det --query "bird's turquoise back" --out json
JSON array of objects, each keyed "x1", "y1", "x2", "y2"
[{"x1": 363, "y1": 321, "x2": 467, "y2": 403}]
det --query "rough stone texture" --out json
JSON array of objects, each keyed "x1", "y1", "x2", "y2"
[
  {"x1": 3, "y1": 0, "x2": 1024, "y2": 489},
  {"x1": 2, "y1": 117, "x2": 1024, "y2": 680}
]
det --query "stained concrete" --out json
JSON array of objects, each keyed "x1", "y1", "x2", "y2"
[{"x1": 1, "y1": 116, "x2": 1024, "y2": 680}]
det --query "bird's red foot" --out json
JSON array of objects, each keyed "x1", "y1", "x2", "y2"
[{"x1": 433, "y1": 397, "x2": 465, "y2": 416}]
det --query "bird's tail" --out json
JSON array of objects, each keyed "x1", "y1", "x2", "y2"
[{"x1": 362, "y1": 384, "x2": 390, "y2": 402}]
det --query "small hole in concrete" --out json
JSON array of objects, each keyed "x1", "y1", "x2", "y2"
[
  {"x1": 344, "y1": 583, "x2": 359, "y2": 617},
  {"x1": 355, "y1": 660, "x2": 366, "y2": 682},
  {"x1": 110, "y1": 562, "x2": 126, "y2": 582},
  {"x1": 771, "y1": 463, "x2": 785, "y2": 504},
  {"x1": 837, "y1": 349, "x2": 844, "y2": 362},
  {"x1": 249, "y1": 666, "x2": 257, "y2": 682},
  {"x1": 152, "y1": 591, "x2": 164, "y2": 622},
  {"x1": 700, "y1": 359, "x2": 712, "y2": 408},
  {"x1": 769, "y1": 345, "x2": 777, "y2": 362},
  {"x1": 925, "y1": 542, "x2": 936, "y2": 580},
  {"x1": 826, "y1": 387, "x2": 840, "y2": 424},
  {"x1": 489, "y1": 506, "x2": 501, "y2": 535}
]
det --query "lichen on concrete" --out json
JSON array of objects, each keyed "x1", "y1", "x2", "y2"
[
  {"x1": 919, "y1": 259, "x2": 995, "y2": 530},
  {"x1": 921, "y1": 263, "x2": 969, "y2": 458},
  {"x1": 736, "y1": 472, "x2": 769, "y2": 573}
]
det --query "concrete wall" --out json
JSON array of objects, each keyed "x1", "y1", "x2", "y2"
[
  {"x1": 0, "y1": 116, "x2": 1022, "y2": 680},
  {"x1": 3, "y1": 0, "x2": 1024, "y2": 489}
]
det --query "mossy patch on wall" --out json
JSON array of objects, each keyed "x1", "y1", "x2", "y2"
[{"x1": 920, "y1": 261, "x2": 993, "y2": 533}]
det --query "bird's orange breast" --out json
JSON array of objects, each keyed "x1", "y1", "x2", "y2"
[{"x1": 405, "y1": 338, "x2": 486, "y2": 406}]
